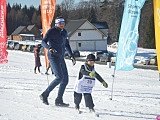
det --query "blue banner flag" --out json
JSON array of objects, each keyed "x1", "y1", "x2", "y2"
[{"x1": 115, "y1": 0, "x2": 146, "y2": 71}]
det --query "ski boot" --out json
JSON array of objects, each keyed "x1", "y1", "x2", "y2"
[
  {"x1": 40, "y1": 92, "x2": 49, "y2": 105},
  {"x1": 55, "y1": 98, "x2": 69, "y2": 107}
]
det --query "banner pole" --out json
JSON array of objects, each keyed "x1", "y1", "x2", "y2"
[
  {"x1": 41, "y1": 0, "x2": 56, "y2": 68},
  {"x1": 153, "y1": 0, "x2": 160, "y2": 75},
  {"x1": 41, "y1": 0, "x2": 56, "y2": 86},
  {"x1": 110, "y1": 68, "x2": 116, "y2": 100},
  {"x1": 0, "y1": 0, "x2": 8, "y2": 64}
]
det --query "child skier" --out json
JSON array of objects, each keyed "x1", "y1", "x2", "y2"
[{"x1": 74, "y1": 54, "x2": 108, "y2": 112}]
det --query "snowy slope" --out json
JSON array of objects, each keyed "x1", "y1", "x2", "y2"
[{"x1": 0, "y1": 50, "x2": 160, "y2": 120}]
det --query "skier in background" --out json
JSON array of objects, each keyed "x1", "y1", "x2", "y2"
[{"x1": 34, "y1": 44, "x2": 42, "y2": 74}]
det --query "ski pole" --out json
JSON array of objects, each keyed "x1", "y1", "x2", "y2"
[
  {"x1": 46, "y1": 74, "x2": 49, "y2": 86},
  {"x1": 110, "y1": 69, "x2": 115, "y2": 100}
]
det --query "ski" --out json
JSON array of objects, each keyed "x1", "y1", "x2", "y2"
[
  {"x1": 75, "y1": 109, "x2": 99, "y2": 117},
  {"x1": 89, "y1": 109, "x2": 99, "y2": 117},
  {"x1": 91, "y1": 111, "x2": 99, "y2": 117},
  {"x1": 76, "y1": 109, "x2": 82, "y2": 114},
  {"x1": 94, "y1": 112, "x2": 99, "y2": 117},
  {"x1": 55, "y1": 103, "x2": 70, "y2": 107}
]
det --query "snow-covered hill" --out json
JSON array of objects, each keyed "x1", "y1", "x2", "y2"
[{"x1": 0, "y1": 50, "x2": 159, "y2": 120}]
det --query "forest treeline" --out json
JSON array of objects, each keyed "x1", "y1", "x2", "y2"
[{"x1": 7, "y1": 0, "x2": 155, "y2": 48}]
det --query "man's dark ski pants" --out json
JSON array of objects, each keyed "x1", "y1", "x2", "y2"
[{"x1": 44, "y1": 55, "x2": 69, "y2": 100}]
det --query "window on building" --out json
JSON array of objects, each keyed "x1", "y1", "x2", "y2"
[
  {"x1": 78, "y1": 32, "x2": 81, "y2": 36},
  {"x1": 78, "y1": 43, "x2": 81, "y2": 47}
]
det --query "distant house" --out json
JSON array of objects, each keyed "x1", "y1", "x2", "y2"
[
  {"x1": 10, "y1": 25, "x2": 41, "y2": 41},
  {"x1": 10, "y1": 26, "x2": 33, "y2": 41},
  {"x1": 27, "y1": 25, "x2": 41, "y2": 39},
  {"x1": 65, "y1": 19, "x2": 109, "y2": 51}
]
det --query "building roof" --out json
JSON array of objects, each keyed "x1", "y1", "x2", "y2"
[
  {"x1": 27, "y1": 25, "x2": 35, "y2": 31},
  {"x1": 11, "y1": 25, "x2": 40, "y2": 36},
  {"x1": 65, "y1": 19, "x2": 109, "y2": 37},
  {"x1": 11, "y1": 26, "x2": 26, "y2": 35},
  {"x1": 92, "y1": 22, "x2": 109, "y2": 36},
  {"x1": 91, "y1": 22, "x2": 109, "y2": 29},
  {"x1": 65, "y1": 19, "x2": 87, "y2": 36}
]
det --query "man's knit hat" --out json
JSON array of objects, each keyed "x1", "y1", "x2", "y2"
[
  {"x1": 55, "y1": 18, "x2": 65, "y2": 24},
  {"x1": 86, "y1": 54, "x2": 95, "y2": 61}
]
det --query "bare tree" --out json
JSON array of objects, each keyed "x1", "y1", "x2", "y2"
[{"x1": 61, "y1": 0, "x2": 75, "y2": 11}]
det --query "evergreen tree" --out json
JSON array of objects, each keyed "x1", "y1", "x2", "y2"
[
  {"x1": 22, "y1": 5, "x2": 28, "y2": 15},
  {"x1": 88, "y1": 7, "x2": 97, "y2": 22},
  {"x1": 143, "y1": 13, "x2": 155, "y2": 49},
  {"x1": 7, "y1": 3, "x2": 11, "y2": 13},
  {"x1": 31, "y1": 11, "x2": 38, "y2": 25},
  {"x1": 27, "y1": 6, "x2": 36, "y2": 21}
]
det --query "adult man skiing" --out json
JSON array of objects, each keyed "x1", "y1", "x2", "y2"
[{"x1": 40, "y1": 17, "x2": 76, "y2": 106}]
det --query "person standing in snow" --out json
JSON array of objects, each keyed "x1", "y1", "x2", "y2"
[
  {"x1": 74, "y1": 54, "x2": 108, "y2": 112},
  {"x1": 34, "y1": 44, "x2": 42, "y2": 74},
  {"x1": 40, "y1": 17, "x2": 76, "y2": 106}
]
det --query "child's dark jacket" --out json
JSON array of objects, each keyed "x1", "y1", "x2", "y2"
[{"x1": 78, "y1": 63, "x2": 105, "y2": 83}]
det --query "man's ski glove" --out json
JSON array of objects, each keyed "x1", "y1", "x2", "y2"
[
  {"x1": 70, "y1": 56, "x2": 76, "y2": 65},
  {"x1": 89, "y1": 72, "x2": 96, "y2": 77},
  {"x1": 49, "y1": 48, "x2": 57, "y2": 55},
  {"x1": 102, "y1": 81, "x2": 108, "y2": 88}
]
